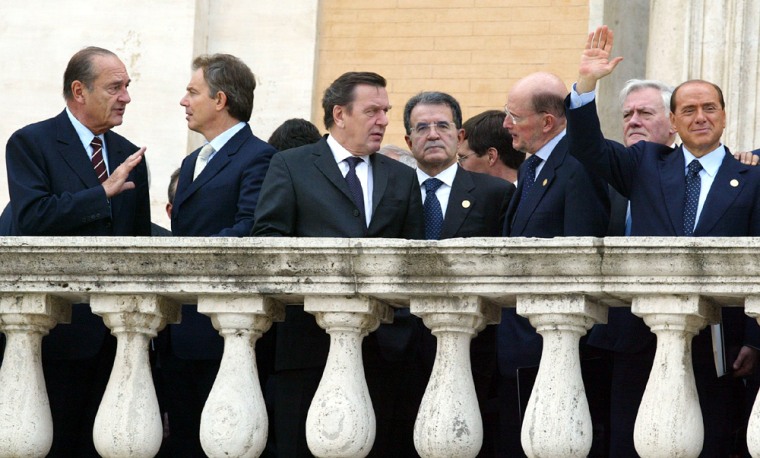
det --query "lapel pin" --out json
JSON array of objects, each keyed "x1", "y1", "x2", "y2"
[
  {"x1": 462, "y1": 200, "x2": 471, "y2": 208},
  {"x1": 542, "y1": 178, "x2": 548, "y2": 186},
  {"x1": 730, "y1": 179, "x2": 739, "y2": 187}
]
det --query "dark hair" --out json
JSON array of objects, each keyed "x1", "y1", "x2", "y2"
[
  {"x1": 322, "y1": 72, "x2": 386, "y2": 129},
  {"x1": 192, "y1": 54, "x2": 256, "y2": 122},
  {"x1": 531, "y1": 91, "x2": 566, "y2": 119},
  {"x1": 402, "y1": 91, "x2": 463, "y2": 134},
  {"x1": 268, "y1": 118, "x2": 322, "y2": 151},
  {"x1": 63, "y1": 47, "x2": 118, "y2": 100},
  {"x1": 670, "y1": 79, "x2": 725, "y2": 113},
  {"x1": 167, "y1": 168, "x2": 180, "y2": 204},
  {"x1": 462, "y1": 110, "x2": 524, "y2": 170}
]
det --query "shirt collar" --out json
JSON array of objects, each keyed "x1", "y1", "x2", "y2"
[
  {"x1": 65, "y1": 106, "x2": 102, "y2": 149},
  {"x1": 327, "y1": 134, "x2": 370, "y2": 165},
  {"x1": 206, "y1": 122, "x2": 246, "y2": 152},
  {"x1": 533, "y1": 129, "x2": 566, "y2": 162},
  {"x1": 416, "y1": 161, "x2": 458, "y2": 187},
  {"x1": 682, "y1": 143, "x2": 725, "y2": 177}
]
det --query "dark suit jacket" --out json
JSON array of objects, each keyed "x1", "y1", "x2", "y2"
[
  {"x1": 498, "y1": 134, "x2": 610, "y2": 377},
  {"x1": 172, "y1": 124, "x2": 275, "y2": 237},
  {"x1": 168, "y1": 124, "x2": 275, "y2": 360},
  {"x1": 566, "y1": 97, "x2": 760, "y2": 353},
  {"x1": 440, "y1": 166, "x2": 514, "y2": 239},
  {"x1": 252, "y1": 136, "x2": 424, "y2": 370},
  {"x1": 5, "y1": 109, "x2": 151, "y2": 359}
]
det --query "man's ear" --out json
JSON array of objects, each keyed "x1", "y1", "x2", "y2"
[
  {"x1": 333, "y1": 105, "x2": 345, "y2": 128},
  {"x1": 215, "y1": 91, "x2": 228, "y2": 112},
  {"x1": 71, "y1": 80, "x2": 86, "y2": 104},
  {"x1": 487, "y1": 147, "x2": 499, "y2": 166}
]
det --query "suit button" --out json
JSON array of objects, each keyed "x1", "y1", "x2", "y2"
[{"x1": 353, "y1": 209, "x2": 360, "y2": 217}]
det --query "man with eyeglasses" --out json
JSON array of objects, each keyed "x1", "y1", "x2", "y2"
[
  {"x1": 497, "y1": 71, "x2": 610, "y2": 456},
  {"x1": 458, "y1": 110, "x2": 525, "y2": 184},
  {"x1": 402, "y1": 91, "x2": 514, "y2": 455}
]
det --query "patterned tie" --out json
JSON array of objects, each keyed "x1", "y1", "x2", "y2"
[
  {"x1": 520, "y1": 154, "x2": 543, "y2": 201},
  {"x1": 423, "y1": 178, "x2": 444, "y2": 240},
  {"x1": 90, "y1": 137, "x2": 107, "y2": 183},
  {"x1": 193, "y1": 144, "x2": 215, "y2": 180},
  {"x1": 683, "y1": 159, "x2": 703, "y2": 236},
  {"x1": 344, "y1": 157, "x2": 366, "y2": 226}
]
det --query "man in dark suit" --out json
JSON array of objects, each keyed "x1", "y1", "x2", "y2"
[
  {"x1": 162, "y1": 53, "x2": 275, "y2": 456},
  {"x1": 567, "y1": 25, "x2": 760, "y2": 456},
  {"x1": 252, "y1": 72, "x2": 423, "y2": 457},
  {"x1": 403, "y1": 91, "x2": 514, "y2": 456},
  {"x1": 5, "y1": 46, "x2": 151, "y2": 456},
  {"x1": 497, "y1": 71, "x2": 610, "y2": 456}
]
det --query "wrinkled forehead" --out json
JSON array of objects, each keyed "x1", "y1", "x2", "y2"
[{"x1": 623, "y1": 87, "x2": 667, "y2": 112}]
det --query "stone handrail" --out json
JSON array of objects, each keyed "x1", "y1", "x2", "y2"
[{"x1": 0, "y1": 236, "x2": 759, "y2": 457}]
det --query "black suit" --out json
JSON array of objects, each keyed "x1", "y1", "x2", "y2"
[
  {"x1": 498, "y1": 133, "x2": 610, "y2": 456},
  {"x1": 252, "y1": 136, "x2": 424, "y2": 457},
  {"x1": 567, "y1": 97, "x2": 760, "y2": 457},
  {"x1": 161, "y1": 124, "x2": 275, "y2": 456},
  {"x1": 5, "y1": 109, "x2": 150, "y2": 456}
]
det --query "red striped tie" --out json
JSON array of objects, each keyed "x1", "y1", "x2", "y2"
[{"x1": 91, "y1": 137, "x2": 107, "y2": 183}]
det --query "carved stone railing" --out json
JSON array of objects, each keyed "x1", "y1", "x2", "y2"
[{"x1": 0, "y1": 237, "x2": 759, "y2": 457}]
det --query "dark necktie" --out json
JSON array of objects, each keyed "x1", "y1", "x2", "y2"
[
  {"x1": 90, "y1": 137, "x2": 107, "y2": 183},
  {"x1": 683, "y1": 159, "x2": 703, "y2": 236},
  {"x1": 520, "y1": 154, "x2": 543, "y2": 201},
  {"x1": 423, "y1": 178, "x2": 444, "y2": 240},
  {"x1": 344, "y1": 157, "x2": 366, "y2": 226}
]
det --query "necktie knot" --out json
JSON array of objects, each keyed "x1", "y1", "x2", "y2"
[
  {"x1": 194, "y1": 144, "x2": 216, "y2": 180},
  {"x1": 424, "y1": 177, "x2": 444, "y2": 194},
  {"x1": 345, "y1": 156, "x2": 363, "y2": 170},
  {"x1": 526, "y1": 154, "x2": 542, "y2": 172},
  {"x1": 90, "y1": 136, "x2": 103, "y2": 149},
  {"x1": 687, "y1": 159, "x2": 703, "y2": 176}
]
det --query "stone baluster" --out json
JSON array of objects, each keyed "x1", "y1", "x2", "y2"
[
  {"x1": 91, "y1": 294, "x2": 180, "y2": 458},
  {"x1": 411, "y1": 295, "x2": 499, "y2": 458},
  {"x1": 632, "y1": 294, "x2": 715, "y2": 458},
  {"x1": 519, "y1": 294, "x2": 606, "y2": 458},
  {"x1": 198, "y1": 295, "x2": 284, "y2": 458},
  {"x1": 0, "y1": 293, "x2": 69, "y2": 457},
  {"x1": 305, "y1": 295, "x2": 392, "y2": 457},
  {"x1": 743, "y1": 296, "x2": 760, "y2": 457}
]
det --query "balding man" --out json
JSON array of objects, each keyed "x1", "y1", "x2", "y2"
[{"x1": 497, "y1": 71, "x2": 610, "y2": 455}]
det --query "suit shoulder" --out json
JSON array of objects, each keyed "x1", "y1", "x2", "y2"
[
  {"x1": 11, "y1": 115, "x2": 58, "y2": 139},
  {"x1": 465, "y1": 169, "x2": 513, "y2": 190}
]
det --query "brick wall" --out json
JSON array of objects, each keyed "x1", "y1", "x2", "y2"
[{"x1": 313, "y1": 0, "x2": 589, "y2": 148}]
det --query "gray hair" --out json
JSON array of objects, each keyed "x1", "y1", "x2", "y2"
[{"x1": 618, "y1": 79, "x2": 674, "y2": 112}]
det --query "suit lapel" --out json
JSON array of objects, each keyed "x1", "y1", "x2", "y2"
[
  {"x1": 55, "y1": 112, "x2": 102, "y2": 189},
  {"x1": 181, "y1": 125, "x2": 251, "y2": 199},
  {"x1": 510, "y1": 138, "x2": 566, "y2": 235},
  {"x1": 695, "y1": 151, "x2": 746, "y2": 235},
  {"x1": 313, "y1": 138, "x2": 357, "y2": 205},
  {"x1": 440, "y1": 167, "x2": 472, "y2": 238},
  {"x1": 370, "y1": 153, "x2": 389, "y2": 217},
  {"x1": 659, "y1": 146, "x2": 687, "y2": 235}
]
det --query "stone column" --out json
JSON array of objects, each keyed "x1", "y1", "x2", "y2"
[
  {"x1": 518, "y1": 294, "x2": 606, "y2": 458},
  {"x1": 304, "y1": 295, "x2": 391, "y2": 458},
  {"x1": 743, "y1": 296, "x2": 760, "y2": 456},
  {"x1": 646, "y1": 0, "x2": 760, "y2": 151},
  {"x1": 411, "y1": 295, "x2": 499, "y2": 458},
  {"x1": 0, "y1": 293, "x2": 69, "y2": 457},
  {"x1": 91, "y1": 294, "x2": 180, "y2": 458},
  {"x1": 198, "y1": 295, "x2": 284, "y2": 458},
  {"x1": 631, "y1": 294, "x2": 716, "y2": 458}
]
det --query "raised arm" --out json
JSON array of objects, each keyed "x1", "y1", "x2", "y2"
[{"x1": 577, "y1": 25, "x2": 624, "y2": 94}]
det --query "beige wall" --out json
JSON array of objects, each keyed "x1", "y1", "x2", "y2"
[{"x1": 313, "y1": 0, "x2": 590, "y2": 148}]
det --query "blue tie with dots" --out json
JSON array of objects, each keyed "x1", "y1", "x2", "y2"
[
  {"x1": 520, "y1": 154, "x2": 543, "y2": 201},
  {"x1": 683, "y1": 159, "x2": 703, "y2": 236},
  {"x1": 424, "y1": 178, "x2": 444, "y2": 240},
  {"x1": 344, "y1": 157, "x2": 366, "y2": 226}
]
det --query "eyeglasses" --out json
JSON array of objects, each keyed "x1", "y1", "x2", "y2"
[
  {"x1": 457, "y1": 152, "x2": 476, "y2": 164},
  {"x1": 504, "y1": 105, "x2": 545, "y2": 125},
  {"x1": 412, "y1": 121, "x2": 454, "y2": 135}
]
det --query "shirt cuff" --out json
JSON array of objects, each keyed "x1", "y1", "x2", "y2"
[{"x1": 569, "y1": 82, "x2": 596, "y2": 109}]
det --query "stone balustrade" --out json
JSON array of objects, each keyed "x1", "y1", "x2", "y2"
[{"x1": 0, "y1": 236, "x2": 759, "y2": 457}]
